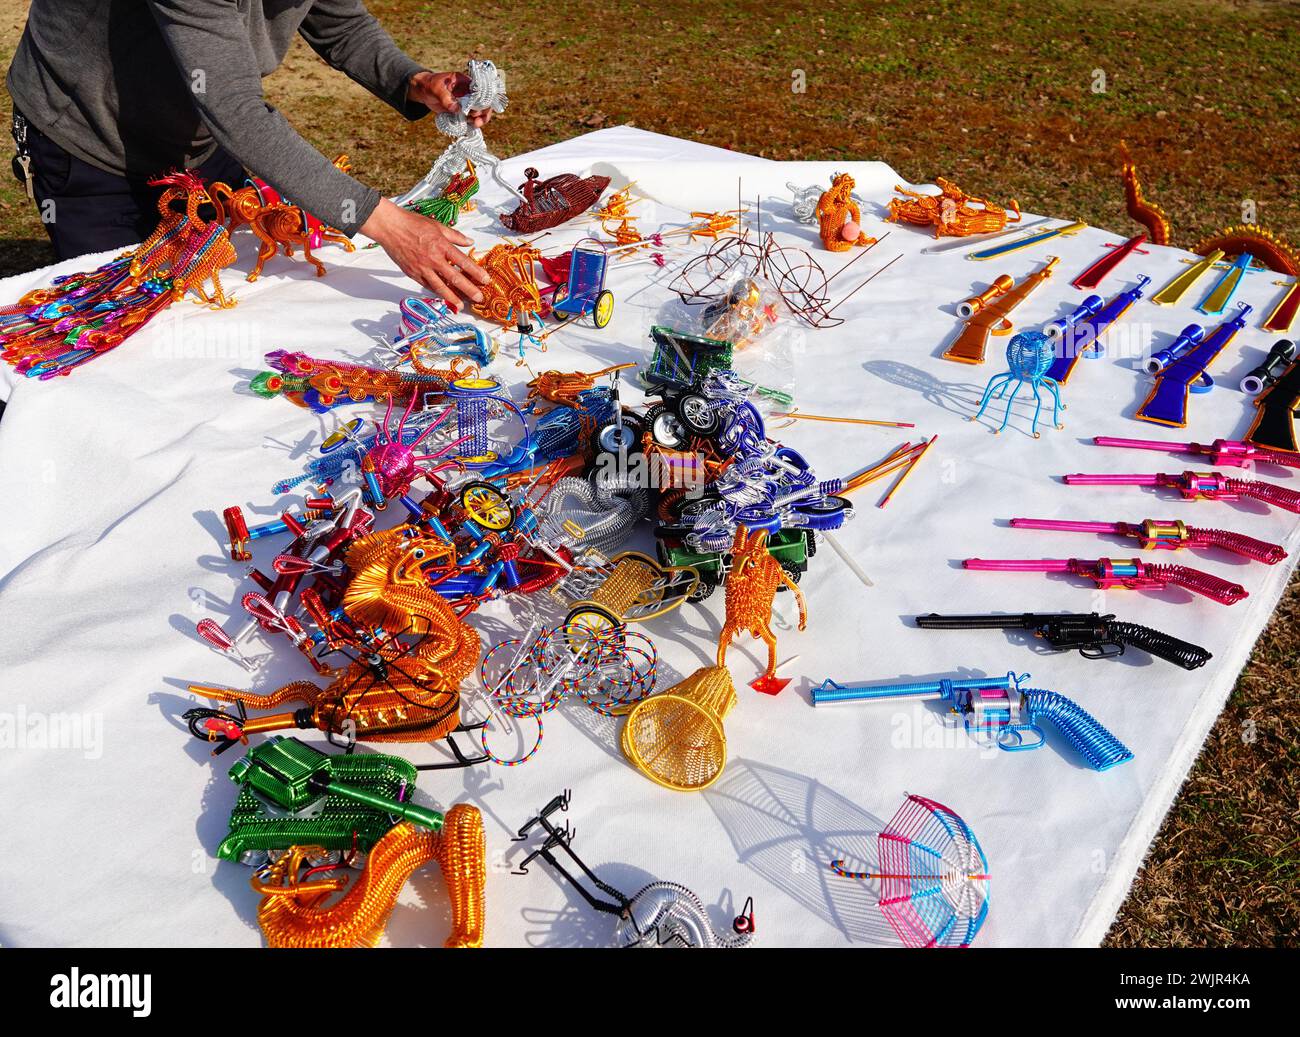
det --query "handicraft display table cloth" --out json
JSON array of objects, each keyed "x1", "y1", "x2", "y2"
[{"x1": 1, "y1": 128, "x2": 1295, "y2": 947}]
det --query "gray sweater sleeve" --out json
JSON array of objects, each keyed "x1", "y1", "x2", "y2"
[
  {"x1": 146, "y1": 0, "x2": 426, "y2": 235},
  {"x1": 299, "y1": 0, "x2": 430, "y2": 121}
]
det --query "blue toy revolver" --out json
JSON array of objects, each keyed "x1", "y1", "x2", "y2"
[{"x1": 812, "y1": 671, "x2": 1133, "y2": 772}]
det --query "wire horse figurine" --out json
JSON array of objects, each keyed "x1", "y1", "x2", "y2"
[
  {"x1": 829, "y1": 793, "x2": 990, "y2": 948},
  {"x1": 511, "y1": 791, "x2": 756, "y2": 948},
  {"x1": 971, "y1": 329, "x2": 1066, "y2": 437}
]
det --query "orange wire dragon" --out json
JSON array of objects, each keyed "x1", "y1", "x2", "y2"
[{"x1": 193, "y1": 527, "x2": 480, "y2": 745}]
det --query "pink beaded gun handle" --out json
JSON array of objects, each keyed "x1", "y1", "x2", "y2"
[
  {"x1": 1093, "y1": 435, "x2": 1300, "y2": 471},
  {"x1": 1010, "y1": 517, "x2": 1287, "y2": 564},
  {"x1": 963, "y1": 557, "x2": 1248, "y2": 605},
  {"x1": 1064, "y1": 471, "x2": 1300, "y2": 515}
]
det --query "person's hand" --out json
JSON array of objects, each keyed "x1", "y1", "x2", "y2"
[
  {"x1": 408, "y1": 70, "x2": 494, "y2": 128},
  {"x1": 361, "y1": 198, "x2": 489, "y2": 310}
]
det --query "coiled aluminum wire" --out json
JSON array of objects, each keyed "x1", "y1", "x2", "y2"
[{"x1": 543, "y1": 473, "x2": 650, "y2": 555}]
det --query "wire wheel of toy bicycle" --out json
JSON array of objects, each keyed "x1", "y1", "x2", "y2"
[
  {"x1": 564, "y1": 602, "x2": 621, "y2": 642},
  {"x1": 459, "y1": 481, "x2": 515, "y2": 531}
]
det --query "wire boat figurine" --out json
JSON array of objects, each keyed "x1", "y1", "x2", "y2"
[{"x1": 500, "y1": 168, "x2": 611, "y2": 234}]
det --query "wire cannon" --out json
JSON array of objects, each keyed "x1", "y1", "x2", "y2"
[{"x1": 812, "y1": 671, "x2": 1133, "y2": 772}]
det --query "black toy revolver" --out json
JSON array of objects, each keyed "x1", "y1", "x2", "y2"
[{"x1": 914, "y1": 611, "x2": 1211, "y2": 670}]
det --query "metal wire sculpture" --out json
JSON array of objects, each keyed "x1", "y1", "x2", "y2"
[
  {"x1": 669, "y1": 229, "x2": 896, "y2": 329},
  {"x1": 512, "y1": 791, "x2": 756, "y2": 947},
  {"x1": 971, "y1": 329, "x2": 1065, "y2": 437},
  {"x1": 393, "y1": 59, "x2": 517, "y2": 205},
  {"x1": 475, "y1": 622, "x2": 657, "y2": 765},
  {"x1": 254, "y1": 807, "x2": 486, "y2": 948}
]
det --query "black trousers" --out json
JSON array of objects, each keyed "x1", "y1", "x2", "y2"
[{"x1": 21, "y1": 116, "x2": 245, "y2": 262}]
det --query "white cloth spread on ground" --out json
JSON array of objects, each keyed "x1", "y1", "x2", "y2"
[{"x1": 1, "y1": 127, "x2": 1295, "y2": 947}]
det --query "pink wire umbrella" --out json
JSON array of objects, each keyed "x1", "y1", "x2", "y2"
[{"x1": 830, "y1": 794, "x2": 990, "y2": 948}]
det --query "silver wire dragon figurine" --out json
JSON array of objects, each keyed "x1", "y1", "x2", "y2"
[{"x1": 394, "y1": 59, "x2": 520, "y2": 205}]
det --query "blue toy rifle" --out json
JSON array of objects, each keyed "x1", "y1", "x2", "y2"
[
  {"x1": 1136, "y1": 303, "x2": 1252, "y2": 428},
  {"x1": 811, "y1": 670, "x2": 1133, "y2": 772},
  {"x1": 1045, "y1": 275, "x2": 1151, "y2": 384}
]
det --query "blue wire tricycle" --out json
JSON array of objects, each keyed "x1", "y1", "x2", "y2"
[{"x1": 550, "y1": 238, "x2": 615, "y2": 329}]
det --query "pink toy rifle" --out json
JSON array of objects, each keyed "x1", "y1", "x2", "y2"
[
  {"x1": 1092, "y1": 435, "x2": 1300, "y2": 470},
  {"x1": 1063, "y1": 471, "x2": 1300, "y2": 514},
  {"x1": 1009, "y1": 517, "x2": 1286, "y2": 564},
  {"x1": 963, "y1": 557, "x2": 1248, "y2": 605}
]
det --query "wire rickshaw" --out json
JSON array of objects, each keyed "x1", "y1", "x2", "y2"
[{"x1": 549, "y1": 238, "x2": 615, "y2": 330}]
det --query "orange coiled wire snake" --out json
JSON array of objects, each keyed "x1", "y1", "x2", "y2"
[{"x1": 255, "y1": 805, "x2": 486, "y2": 948}]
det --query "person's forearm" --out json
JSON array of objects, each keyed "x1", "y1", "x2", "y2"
[
  {"x1": 299, "y1": 0, "x2": 429, "y2": 120},
  {"x1": 146, "y1": 0, "x2": 382, "y2": 235}
]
